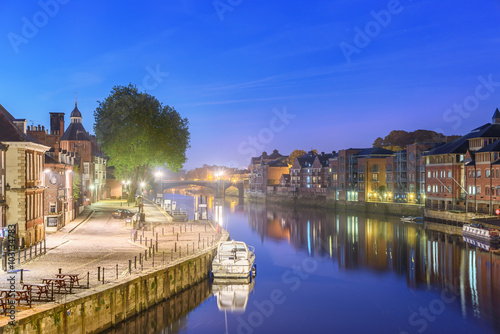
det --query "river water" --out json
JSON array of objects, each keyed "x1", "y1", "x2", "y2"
[{"x1": 113, "y1": 194, "x2": 500, "y2": 334}]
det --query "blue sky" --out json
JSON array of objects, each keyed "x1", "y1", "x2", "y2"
[{"x1": 1, "y1": 0, "x2": 500, "y2": 170}]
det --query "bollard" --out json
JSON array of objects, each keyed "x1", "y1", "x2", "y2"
[
  {"x1": 198, "y1": 233, "x2": 200, "y2": 242},
  {"x1": 145, "y1": 236, "x2": 148, "y2": 245},
  {"x1": 24, "y1": 248, "x2": 26, "y2": 262},
  {"x1": 145, "y1": 250, "x2": 147, "y2": 261},
  {"x1": 20, "y1": 269, "x2": 23, "y2": 283},
  {"x1": 193, "y1": 242, "x2": 195, "y2": 253},
  {"x1": 149, "y1": 247, "x2": 152, "y2": 258},
  {"x1": 40, "y1": 241, "x2": 42, "y2": 255},
  {"x1": 135, "y1": 256, "x2": 137, "y2": 269},
  {"x1": 87, "y1": 272, "x2": 90, "y2": 289},
  {"x1": 30, "y1": 245, "x2": 32, "y2": 259},
  {"x1": 59, "y1": 268, "x2": 62, "y2": 274},
  {"x1": 163, "y1": 251, "x2": 165, "y2": 266},
  {"x1": 156, "y1": 232, "x2": 158, "y2": 242},
  {"x1": 51, "y1": 282, "x2": 54, "y2": 301},
  {"x1": 18, "y1": 249, "x2": 20, "y2": 265},
  {"x1": 156, "y1": 240, "x2": 158, "y2": 252},
  {"x1": 150, "y1": 239, "x2": 153, "y2": 248},
  {"x1": 175, "y1": 242, "x2": 177, "y2": 252},
  {"x1": 187, "y1": 244, "x2": 189, "y2": 255},
  {"x1": 176, "y1": 233, "x2": 179, "y2": 241},
  {"x1": 152, "y1": 252, "x2": 154, "y2": 267},
  {"x1": 141, "y1": 261, "x2": 143, "y2": 271},
  {"x1": 98, "y1": 267, "x2": 101, "y2": 281},
  {"x1": 139, "y1": 253, "x2": 142, "y2": 265},
  {"x1": 44, "y1": 239, "x2": 46, "y2": 253},
  {"x1": 170, "y1": 249, "x2": 173, "y2": 261},
  {"x1": 129, "y1": 260, "x2": 132, "y2": 274},
  {"x1": 179, "y1": 246, "x2": 181, "y2": 257},
  {"x1": 103, "y1": 268, "x2": 105, "y2": 284},
  {"x1": 116, "y1": 264, "x2": 118, "y2": 279},
  {"x1": 140, "y1": 235, "x2": 142, "y2": 244}
]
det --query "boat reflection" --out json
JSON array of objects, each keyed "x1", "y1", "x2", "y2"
[
  {"x1": 463, "y1": 236, "x2": 499, "y2": 252},
  {"x1": 211, "y1": 278, "x2": 255, "y2": 313}
]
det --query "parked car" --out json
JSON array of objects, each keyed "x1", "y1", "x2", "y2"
[{"x1": 111, "y1": 209, "x2": 135, "y2": 219}]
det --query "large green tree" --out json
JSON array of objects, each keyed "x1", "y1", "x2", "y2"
[{"x1": 94, "y1": 84, "x2": 190, "y2": 202}]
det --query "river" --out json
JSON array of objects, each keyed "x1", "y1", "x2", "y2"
[{"x1": 109, "y1": 193, "x2": 500, "y2": 334}]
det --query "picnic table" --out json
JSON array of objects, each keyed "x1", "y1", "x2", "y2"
[
  {"x1": 22, "y1": 283, "x2": 49, "y2": 300},
  {"x1": 41, "y1": 278, "x2": 70, "y2": 293},
  {"x1": 0, "y1": 289, "x2": 31, "y2": 307},
  {"x1": 56, "y1": 273, "x2": 80, "y2": 287}
]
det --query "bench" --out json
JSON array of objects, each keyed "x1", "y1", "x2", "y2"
[
  {"x1": 56, "y1": 273, "x2": 80, "y2": 287},
  {"x1": 23, "y1": 283, "x2": 49, "y2": 300}
]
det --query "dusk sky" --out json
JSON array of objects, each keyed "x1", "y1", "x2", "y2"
[{"x1": 1, "y1": 0, "x2": 500, "y2": 170}]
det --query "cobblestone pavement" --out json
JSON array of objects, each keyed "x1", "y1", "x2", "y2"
[{"x1": 0, "y1": 199, "x2": 226, "y2": 317}]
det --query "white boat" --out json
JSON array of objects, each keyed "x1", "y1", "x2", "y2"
[
  {"x1": 211, "y1": 240, "x2": 256, "y2": 279},
  {"x1": 462, "y1": 224, "x2": 499, "y2": 242},
  {"x1": 400, "y1": 216, "x2": 423, "y2": 223}
]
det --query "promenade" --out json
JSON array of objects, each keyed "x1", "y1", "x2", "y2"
[{"x1": 0, "y1": 199, "x2": 223, "y2": 321}]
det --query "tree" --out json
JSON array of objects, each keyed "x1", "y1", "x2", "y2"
[
  {"x1": 287, "y1": 149, "x2": 307, "y2": 165},
  {"x1": 94, "y1": 84, "x2": 190, "y2": 202},
  {"x1": 72, "y1": 165, "x2": 81, "y2": 203}
]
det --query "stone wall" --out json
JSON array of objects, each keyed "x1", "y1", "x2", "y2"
[
  {"x1": 0, "y1": 248, "x2": 217, "y2": 334},
  {"x1": 248, "y1": 191, "x2": 425, "y2": 217}
]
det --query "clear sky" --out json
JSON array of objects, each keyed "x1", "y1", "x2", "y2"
[{"x1": 1, "y1": 0, "x2": 500, "y2": 170}]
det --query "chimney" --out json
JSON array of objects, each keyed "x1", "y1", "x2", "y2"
[{"x1": 13, "y1": 119, "x2": 27, "y2": 134}]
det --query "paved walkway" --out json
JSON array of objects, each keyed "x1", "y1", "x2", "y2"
[{"x1": 0, "y1": 199, "x2": 225, "y2": 319}]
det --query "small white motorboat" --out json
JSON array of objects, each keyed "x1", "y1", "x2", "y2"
[
  {"x1": 211, "y1": 240, "x2": 256, "y2": 279},
  {"x1": 463, "y1": 224, "x2": 499, "y2": 242},
  {"x1": 400, "y1": 216, "x2": 423, "y2": 223}
]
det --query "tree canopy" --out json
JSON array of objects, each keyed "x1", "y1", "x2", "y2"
[
  {"x1": 287, "y1": 149, "x2": 307, "y2": 165},
  {"x1": 373, "y1": 130, "x2": 460, "y2": 150},
  {"x1": 94, "y1": 84, "x2": 190, "y2": 201}
]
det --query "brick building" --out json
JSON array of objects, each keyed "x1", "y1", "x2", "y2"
[
  {"x1": 0, "y1": 105, "x2": 50, "y2": 246},
  {"x1": 425, "y1": 109, "x2": 500, "y2": 213},
  {"x1": 248, "y1": 150, "x2": 289, "y2": 193}
]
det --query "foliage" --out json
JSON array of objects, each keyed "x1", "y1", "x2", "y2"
[
  {"x1": 287, "y1": 149, "x2": 307, "y2": 165},
  {"x1": 94, "y1": 84, "x2": 190, "y2": 201},
  {"x1": 372, "y1": 130, "x2": 460, "y2": 149},
  {"x1": 72, "y1": 165, "x2": 81, "y2": 202}
]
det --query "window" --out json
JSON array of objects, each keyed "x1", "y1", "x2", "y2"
[
  {"x1": 427, "y1": 185, "x2": 431, "y2": 192},
  {"x1": 486, "y1": 187, "x2": 490, "y2": 195},
  {"x1": 372, "y1": 165, "x2": 379, "y2": 173},
  {"x1": 477, "y1": 170, "x2": 481, "y2": 178},
  {"x1": 49, "y1": 202, "x2": 56, "y2": 214},
  {"x1": 332, "y1": 174, "x2": 337, "y2": 181},
  {"x1": 428, "y1": 171, "x2": 431, "y2": 178},
  {"x1": 372, "y1": 174, "x2": 378, "y2": 181},
  {"x1": 448, "y1": 171, "x2": 452, "y2": 178},
  {"x1": 486, "y1": 169, "x2": 491, "y2": 178},
  {"x1": 477, "y1": 186, "x2": 481, "y2": 195}
]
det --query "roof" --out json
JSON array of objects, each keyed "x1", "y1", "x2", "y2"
[
  {"x1": 267, "y1": 149, "x2": 283, "y2": 160},
  {"x1": 296, "y1": 156, "x2": 315, "y2": 168},
  {"x1": 60, "y1": 122, "x2": 92, "y2": 141},
  {"x1": 70, "y1": 105, "x2": 82, "y2": 118},
  {"x1": 356, "y1": 147, "x2": 394, "y2": 157},
  {"x1": 281, "y1": 174, "x2": 290, "y2": 182},
  {"x1": 477, "y1": 139, "x2": 500, "y2": 153},
  {"x1": 425, "y1": 122, "x2": 500, "y2": 156},
  {"x1": 493, "y1": 108, "x2": 500, "y2": 120},
  {"x1": 0, "y1": 105, "x2": 39, "y2": 143},
  {"x1": 267, "y1": 156, "x2": 289, "y2": 167}
]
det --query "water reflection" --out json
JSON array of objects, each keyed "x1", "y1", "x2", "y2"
[
  {"x1": 212, "y1": 278, "x2": 255, "y2": 313},
  {"x1": 246, "y1": 203, "x2": 500, "y2": 328}
]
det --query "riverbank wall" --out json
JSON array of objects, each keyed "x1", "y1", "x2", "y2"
[
  {"x1": 246, "y1": 192, "x2": 424, "y2": 217},
  {"x1": 0, "y1": 234, "x2": 227, "y2": 334}
]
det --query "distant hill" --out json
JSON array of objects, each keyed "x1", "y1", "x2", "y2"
[{"x1": 372, "y1": 130, "x2": 460, "y2": 151}]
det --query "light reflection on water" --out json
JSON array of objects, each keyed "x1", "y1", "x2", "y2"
[{"x1": 106, "y1": 194, "x2": 500, "y2": 334}]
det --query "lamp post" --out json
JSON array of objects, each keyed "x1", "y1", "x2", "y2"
[{"x1": 155, "y1": 170, "x2": 163, "y2": 203}]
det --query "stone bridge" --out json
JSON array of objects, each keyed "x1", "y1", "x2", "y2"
[{"x1": 161, "y1": 180, "x2": 244, "y2": 198}]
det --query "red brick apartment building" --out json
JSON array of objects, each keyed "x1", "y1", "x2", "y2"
[
  {"x1": 425, "y1": 109, "x2": 500, "y2": 214},
  {"x1": 248, "y1": 150, "x2": 289, "y2": 193}
]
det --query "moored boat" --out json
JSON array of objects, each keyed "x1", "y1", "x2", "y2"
[
  {"x1": 211, "y1": 240, "x2": 256, "y2": 279},
  {"x1": 400, "y1": 216, "x2": 423, "y2": 223},
  {"x1": 462, "y1": 224, "x2": 500, "y2": 242}
]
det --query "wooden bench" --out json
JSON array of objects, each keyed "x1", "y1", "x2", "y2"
[
  {"x1": 41, "y1": 278, "x2": 70, "y2": 293},
  {"x1": 0, "y1": 289, "x2": 31, "y2": 307},
  {"x1": 56, "y1": 273, "x2": 80, "y2": 287},
  {"x1": 23, "y1": 283, "x2": 49, "y2": 300}
]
